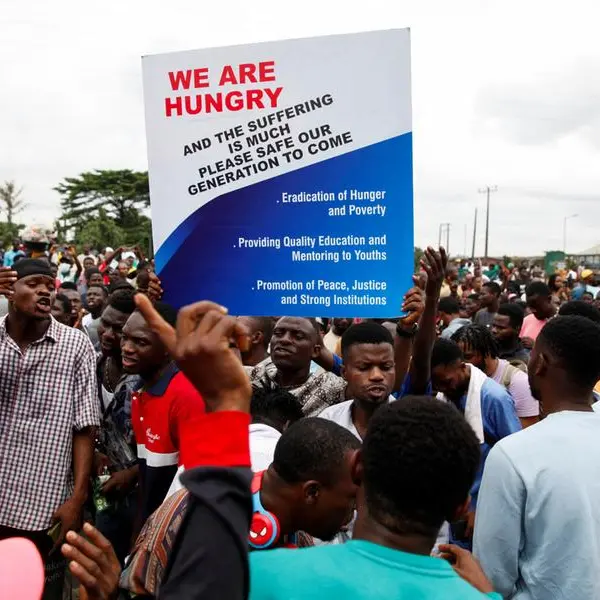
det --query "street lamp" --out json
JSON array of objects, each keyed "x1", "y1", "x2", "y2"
[{"x1": 563, "y1": 214, "x2": 578, "y2": 254}]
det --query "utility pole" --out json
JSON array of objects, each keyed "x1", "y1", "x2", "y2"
[
  {"x1": 478, "y1": 186, "x2": 498, "y2": 259},
  {"x1": 471, "y1": 208, "x2": 478, "y2": 259},
  {"x1": 439, "y1": 223, "x2": 451, "y2": 254}
]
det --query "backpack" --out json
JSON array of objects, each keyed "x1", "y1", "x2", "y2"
[{"x1": 501, "y1": 361, "x2": 527, "y2": 389}]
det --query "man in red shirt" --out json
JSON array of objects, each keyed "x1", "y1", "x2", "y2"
[{"x1": 121, "y1": 301, "x2": 205, "y2": 524}]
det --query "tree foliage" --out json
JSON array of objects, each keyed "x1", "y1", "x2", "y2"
[
  {"x1": 0, "y1": 181, "x2": 26, "y2": 225},
  {"x1": 55, "y1": 170, "x2": 152, "y2": 254},
  {"x1": 0, "y1": 222, "x2": 25, "y2": 248},
  {"x1": 414, "y1": 246, "x2": 424, "y2": 272}
]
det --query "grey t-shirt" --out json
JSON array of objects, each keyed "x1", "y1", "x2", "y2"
[
  {"x1": 474, "y1": 309, "x2": 496, "y2": 329},
  {"x1": 441, "y1": 318, "x2": 472, "y2": 339}
]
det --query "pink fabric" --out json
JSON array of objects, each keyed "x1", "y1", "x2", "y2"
[
  {"x1": 492, "y1": 359, "x2": 539, "y2": 418},
  {"x1": 0, "y1": 537, "x2": 44, "y2": 599},
  {"x1": 520, "y1": 313, "x2": 547, "y2": 341}
]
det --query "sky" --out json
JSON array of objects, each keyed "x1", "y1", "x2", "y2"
[{"x1": 2, "y1": 0, "x2": 600, "y2": 257}]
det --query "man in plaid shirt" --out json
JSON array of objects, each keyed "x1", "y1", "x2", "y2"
[{"x1": 0, "y1": 258, "x2": 100, "y2": 599}]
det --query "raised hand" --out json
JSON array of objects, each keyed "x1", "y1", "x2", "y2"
[
  {"x1": 134, "y1": 294, "x2": 251, "y2": 413},
  {"x1": 0, "y1": 267, "x2": 17, "y2": 297},
  {"x1": 420, "y1": 246, "x2": 448, "y2": 299}
]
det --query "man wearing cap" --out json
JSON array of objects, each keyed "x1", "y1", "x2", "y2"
[
  {"x1": 573, "y1": 269, "x2": 600, "y2": 301},
  {"x1": 0, "y1": 259, "x2": 100, "y2": 599}
]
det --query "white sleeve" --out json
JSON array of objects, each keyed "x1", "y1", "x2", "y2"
[{"x1": 473, "y1": 444, "x2": 524, "y2": 598}]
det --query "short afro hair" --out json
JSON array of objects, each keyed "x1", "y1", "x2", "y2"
[
  {"x1": 341, "y1": 321, "x2": 394, "y2": 359},
  {"x1": 483, "y1": 282, "x2": 501, "y2": 297},
  {"x1": 54, "y1": 293, "x2": 72, "y2": 315},
  {"x1": 498, "y1": 303, "x2": 525, "y2": 330},
  {"x1": 273, "y1": 418, "x2": 360, "y2": 487},
  {"x1": 59, "y1": 281, "x2": 77, "y2": 291},
  {"x1": 431, "y1": 338, "x2": 463, "y2": 369},
  {"x1": 85, "y1": 267, "x2": 101, "y2": 282},
  {"x1": 250, "y1": 317, "x2": 275, "y2": 349},
  {"x1": 108, "y1": 287, "x2": 136, "y2": 315},
  {"x1": 538, "y1": 315, "x2": 600, "y2": 389},
  {"x1": 146, "y1": 300, "x2": 178, "y2": 328},
  {"x1": 251, "y1": 388, "x2": 303, "y2": 432},
  {"x1": 525, "y1": 281, "x2": 551, "y2": 298},
  {"x1": 559, "y1": 300, "x2": 600, "y2": 324},
  {"x1": 87, "y1": 284, "x2": 108, "y2": 297},
  {"x1": 362, "y1": 397, "x2": 480, "y2": 535},
  {"x1": 438, "y1": 297, "x2": 461, "y2": 315},
  {"x1": 451, "y1": 324, "x2": 498, "y2": 360}
]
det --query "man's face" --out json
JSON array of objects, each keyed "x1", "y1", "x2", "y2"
[
  {"x1": 343, "y1": 343, "x2": 394, "y2": 405},
  {"x1": 331, "y1": 318, "x2": 351, "y2": 336},
  {"x1": 89, "y1": 273, "x2": 104, "y2": 287},
  {"x1": 117, "y1": 262, "x2": 129, "y2": 278},
  {"x1": 83, "y1": 257, "x2": 95, "y2": 270},
  {"x1": 432, "y1": 359, "x2": 470, "y2": 402},
  {"x1": 12, "y1": 275, "x2": 54, "y2": 320},
  {"x1": 121, "y1": 311, "x2": 167, "y2": 376},
  {"x1": 86, "y1": 286, "x2": 106, "y2": 314},
  {"x1": 465, "y1": 297, "x2": 480, "y2": 318},
  {"x1": 479, "y1": 286, "x2": 494, "y2": 307},
  {"x1": 583, "y1": 293, "x2": 594, "y2": 305},
  {"x1": 298, "y1": 451, "x2": 358, "y2": 541},
  {"x1": 491, "y1": 314, "x2": 516, "y2": 344},
  {"x1": 270, "y1": 317, "x2": 319, "y2": 371},
  {"x1": 456, "y1": 342, "x2": 484, "y2": 371},
  {"x1": 62, "y1": 289, "x2": 82, "y2": 319},
  {"x1": 473, "y1": 277, "x2": 483, "y2": 292},
  {"x1": 526, "y1": 293, "x2": 551, "y2": 320},
  {"x1": 98, "y1": 305, "x2": 130, "y2": 358},
  {"x1": 51, "y1": 298, "x2": 70, "y2": 325},
  {"x1": 446, "y1": 267, "x2": 458, "y2": 282}
]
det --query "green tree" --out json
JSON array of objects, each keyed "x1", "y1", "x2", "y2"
[
  {"x1": 76, "y1": 209, "x2": 126, "y2": 250},
  {"x1": 55, "y1": 170, "x2": 153, "y2": 255},
  {"x1": 55, "y1": 170, "x2": 150, "y2": 230},
  {"x1": 0, "y1": 180, "x2": 26, "y2": 225},
  {"x1": 414, "y1": 246, "x2": 424, "y2": 272},
  {"x1": 0, "y1": 222, "x2": 25, "y2": 248}
]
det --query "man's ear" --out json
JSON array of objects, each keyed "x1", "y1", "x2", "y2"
[
  {"x1": 534, "y1": 351, "x2": 548, "y2": 378},
  {"x1": 350, "y1": 449, "x2": 363, "y2": 487},
  {"x1": 450, "y1": 496, "x2": 471, "y2": 522},
  {"x1": 303, "y1": 481, "x2": 320, "y2": 505},
  {"x1": 311, "y1": 342, "x2": 322, "y2": 360},
  {"x1": 254, "y1": 330, "x2": 264, "y2": 348}
]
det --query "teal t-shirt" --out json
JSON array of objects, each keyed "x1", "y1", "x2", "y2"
[{"x1": 250, "y1": 540, "x2": 501, "y2": 599}]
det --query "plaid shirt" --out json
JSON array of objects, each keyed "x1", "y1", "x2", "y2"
[{"x1": 0, "y1": 315, "x2": 100, "y2": 531}]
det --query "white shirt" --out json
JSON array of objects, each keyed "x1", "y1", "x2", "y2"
[
  {"x1": 322, "y1": 330, "x2": 341, "y2": 354},
  {"x1": 319, "y1": 400, "x2": 361, "y2": 440},
  {"x1": 474, "y1": 410, "x2": 600, "y2": 600},
  {"x1": 165, "y1": 423, "x2": 281, "y2": 500}
]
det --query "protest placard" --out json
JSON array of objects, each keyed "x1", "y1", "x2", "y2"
[{"x1": 142, "y1": 28, "x2": 413, "y2": 316}]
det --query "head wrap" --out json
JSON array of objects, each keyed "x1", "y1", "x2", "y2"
[{"x1": 14, "y1": 258, "x2": 54, "y2": 280}]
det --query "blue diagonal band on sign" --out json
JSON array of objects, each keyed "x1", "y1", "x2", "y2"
[{"x1": 155, "y1": 132, "x2": 413, "y2": 317}]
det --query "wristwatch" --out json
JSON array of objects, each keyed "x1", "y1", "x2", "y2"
[{"x1": 396, "y1": 322, "x2": 418, "y2": 338}]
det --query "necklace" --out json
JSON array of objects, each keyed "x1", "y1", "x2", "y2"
[{"x1": 103, "y1": 357, "x2": 119, "y2": 393}]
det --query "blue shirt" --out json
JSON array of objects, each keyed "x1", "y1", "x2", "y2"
[
  {"x1": 474, "y1": 411, "x2": 600, "y2": 600},
  {"x1": 250, "y1": 540, "x2": 501, "y2": 600},
  {"x1": 3, "y1": 249, "x2": 23, "y2": 267},
  {"x1": 457, "y1": 378, "x2": 522, "y2": 508}
]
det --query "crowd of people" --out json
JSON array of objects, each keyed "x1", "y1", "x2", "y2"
[{"x1": 1, "y1": 238, "x2": 600, "y2": 600}]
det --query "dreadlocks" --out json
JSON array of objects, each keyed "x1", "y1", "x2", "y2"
[{"x1": 451, "y1": 324, "x2": 499, "y2": 359}]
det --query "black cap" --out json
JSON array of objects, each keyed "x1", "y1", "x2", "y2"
[{"x1": 14, "y1": 258, "x2": 53, "y2": 280}]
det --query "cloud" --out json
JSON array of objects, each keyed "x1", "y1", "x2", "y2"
[{"x1": 476, "y1": 57, "x2": 600, "y2": 148}]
